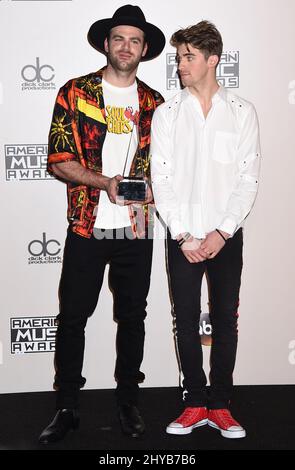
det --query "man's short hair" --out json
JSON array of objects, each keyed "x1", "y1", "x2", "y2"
[{"x1": 170, "y1": 20, "x2": 223, "y2": 63}]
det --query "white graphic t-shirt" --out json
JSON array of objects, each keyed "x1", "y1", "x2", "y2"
[{"x1": 94, "y1": 78, "x2": 139, "y2": 229}]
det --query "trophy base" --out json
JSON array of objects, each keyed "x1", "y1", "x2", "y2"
[{"x1": 117, "y1": 177, "x2": 147, "y2": 201}]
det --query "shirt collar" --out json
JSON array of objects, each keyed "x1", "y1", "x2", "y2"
[{"x1": 184, "y1": 84, "x2": 227, "y2": 104}]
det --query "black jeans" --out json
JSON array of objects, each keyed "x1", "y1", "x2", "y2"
[
  {"x1": 54, "y1": 228, "x2": 153, "y2": 409},
  {"x1": 167, "y1": 229, "x2": 243, "y2": 409}
]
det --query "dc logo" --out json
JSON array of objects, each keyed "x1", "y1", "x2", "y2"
[
  {"x1": 21, "y1": 58, "x2": 55, "y2": 83},
  {"x1": 28, "y1": 233, "x2": 61, "y2": 257}
]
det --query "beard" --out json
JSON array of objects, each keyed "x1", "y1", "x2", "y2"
[{"x1": 107, "y1": 50, "x2": 142, "y2": 73}]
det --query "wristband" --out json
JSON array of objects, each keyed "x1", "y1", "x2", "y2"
[
  {"x1": 215, "y1": 229, "x2": 227, "y2": 243},
  {"x1": 177, "y1": 232, "x2": 192, "y2": 247}
]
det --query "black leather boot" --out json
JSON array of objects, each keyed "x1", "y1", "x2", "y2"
[
  {"x1": 118, "y1": 404, "x2": 145, "y2": 438},
  {"x1": 39, "y1": 409, "x2": 79, "y2": 444}
]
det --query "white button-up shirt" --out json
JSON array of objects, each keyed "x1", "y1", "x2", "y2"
[{"x1": 151, "y1": 86, "x2": 261, "y2": 239}]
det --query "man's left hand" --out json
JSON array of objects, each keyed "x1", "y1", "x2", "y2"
[{"x1": 200, "y1": 230, "x2": 229, "y2": 259}]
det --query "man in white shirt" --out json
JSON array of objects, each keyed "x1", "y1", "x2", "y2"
[
  {"x1": 39, "y1": 5, "x2": 165, "y2": 444},
  {"x1": 151, "y1": 20, "x2": 260, "y2": 439}
]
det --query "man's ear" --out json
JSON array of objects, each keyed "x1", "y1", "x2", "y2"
[
  {"x1": 142, "y1": 42, "x2": 148, "y2": 58},
  {"x1": 104, "y1": 37, "x2": 109, "y2": 53},
  {"x1": 208, "y1": 55, "x2": 219, "y2": 67}
]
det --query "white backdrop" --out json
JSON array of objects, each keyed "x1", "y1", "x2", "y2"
[{"x1": 0, "y1": 0, "x2": 294, "y2": 394}]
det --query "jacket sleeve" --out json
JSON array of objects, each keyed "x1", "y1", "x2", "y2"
[{"x1": 47, "y1": 80, "x2": 79, "y2": 174}]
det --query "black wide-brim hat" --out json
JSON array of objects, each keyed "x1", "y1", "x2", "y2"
[{"x1": 88, "y1": 4, "x2": 166, "y2": 61}]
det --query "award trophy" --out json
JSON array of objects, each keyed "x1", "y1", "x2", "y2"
[{"x1": 117, "y1": 123, "x2": 147, "y2": 202}]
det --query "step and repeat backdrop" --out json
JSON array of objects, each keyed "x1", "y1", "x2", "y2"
[{"x1": 0, "y1": 0, "x2": 294, "y2": 393}]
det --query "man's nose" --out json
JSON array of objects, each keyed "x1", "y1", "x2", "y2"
[
  {"x1": 178, "y1": 64, "x2": 185, "y2": 73},
  {"x1": 178, "y1": 59, "x2": 185, "y2": 71},
  {"x1": 121, "y1": 40, "x2": 131, "y2": 51}
]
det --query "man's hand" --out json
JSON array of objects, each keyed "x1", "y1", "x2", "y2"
[
  {"x1": 200, "y1": 230, "x2": 229, "y2": 259},
  {"x1": 180, "y1": 236, "x2": 209, "y2": 263},
  {"x1": 104, "y1": 174, "x2": 123, "y2": 204}
]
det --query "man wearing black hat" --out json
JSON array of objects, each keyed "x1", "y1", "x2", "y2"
[{"x1": 39, "y1": 5, "x2": 165, "y2": 443}]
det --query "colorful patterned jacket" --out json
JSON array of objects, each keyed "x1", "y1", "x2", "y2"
[{"x1": 47, "y1": 67, "x2": 164, "y2": 238}]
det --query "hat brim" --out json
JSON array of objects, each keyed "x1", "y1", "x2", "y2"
[{"x1": 87, "y1": 16, "x2": 165, "y2": 61}]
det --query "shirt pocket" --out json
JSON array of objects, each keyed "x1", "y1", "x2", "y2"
[{"x1": 212, "y1": 131, "x2": 239, "y2": 164}]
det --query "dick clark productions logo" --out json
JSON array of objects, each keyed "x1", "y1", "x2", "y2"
[
  {"x1": 28, "y1": 232, "x2": 62, "y2": 265},
  {"x1": 21, "y1": 57, "x2": 56, "y2": 91}
]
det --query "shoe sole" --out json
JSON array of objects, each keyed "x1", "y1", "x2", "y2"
[
  {"x1": 166, "y1": 418, "x2": 208, "y2": 435},
  {"x1": 208, "y1": 420, "x2": 246, "y2": 439}
]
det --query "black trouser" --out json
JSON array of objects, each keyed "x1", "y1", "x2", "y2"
[
  {"x1": 54, "y1": 228, "x2": 153, "y2": 409},
  {"x1": 167, "y1": 229, "x2": 243, "y2": 409}
]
